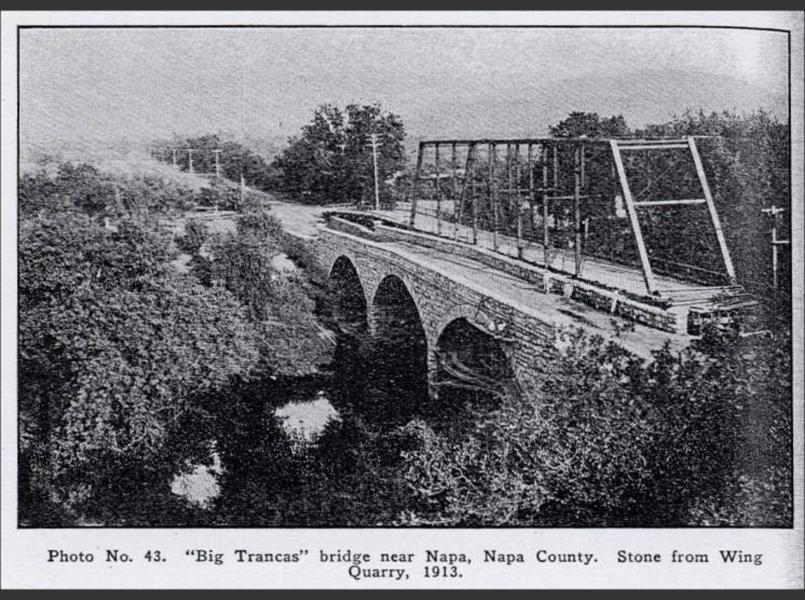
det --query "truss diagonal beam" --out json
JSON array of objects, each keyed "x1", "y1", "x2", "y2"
[
  {"x1": 610, "y1": 140, "x2": 658, "y2": 295},
  {"x1": 687, "y1": 136, "x2": 737, "y2": 284}
]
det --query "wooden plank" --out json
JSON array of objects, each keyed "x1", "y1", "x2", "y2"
[
  {"x1": 543, "y1": 193, "x2": 600, "y2": 201},
  {"x1": 632, "y1": 198, "x2": 707, "y2": 207},
  {"x1": 610, "y1": 140, "x2": 657, "y2": 295},
  {"x1": 619, "y1": 143, "x2": 689, "y2": 150},
  {"x1": 687, "y1": 136, "x2": 737, "y2": 283},
  {"x1": 418, "y1": 137, "x2": 613, "y2": 146},
  {"x1": 417, "y1": 136, "x2": 690, "y2": 147}
]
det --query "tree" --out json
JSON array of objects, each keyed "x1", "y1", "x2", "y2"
[
  {"x1": 638, "y1": 109, "x2": 791, "y2": 297},
  {"x1": 550, "y1": 112, "x2": 630, "y2": 138},
  {"x1": 152, "y1": 133, "x2": 279, "y2": 192},
  {"x1": 272, "y1": 103, "x2": 406, "y2": 205},
  {"x1": 201, "y1": 209, "x2": 333, "y2": 376},
  {"x1": 18, "y1": 213, "x2": 260, "y2": 523}
]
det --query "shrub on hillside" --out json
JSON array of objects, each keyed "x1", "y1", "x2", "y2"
[
  {"x1": 398, "y1": 327, "x2": 792, "y2": 526},
  {"x1": 18, "y1": 213, "x2": 260, "y2": 524}
]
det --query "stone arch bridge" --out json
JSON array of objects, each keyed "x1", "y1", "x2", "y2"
[{"x1": 315, "y1": 214, "x2": 689, "y2": 398}]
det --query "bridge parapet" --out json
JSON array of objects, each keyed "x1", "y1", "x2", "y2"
[{"x1": 326, "y1": 214, "x2": 681, "y2": 332}]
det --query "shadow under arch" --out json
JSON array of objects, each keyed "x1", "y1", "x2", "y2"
[
  {"x1": 329, "y1": 255, "x2": 368, "y2": 336},
  {"x1": 430, "y1": 317, "x2": 518, "y2": 429},
  {"x1": 365, "y1": 275, "x2": 429, "y2": 423}
]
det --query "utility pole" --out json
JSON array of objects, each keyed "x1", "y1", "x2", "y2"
[
  {"x1": 368, "y1": 133, "x2": 381, "y2": 211},
  {"x1": 213, "y1": 149, "x2": 222, "y2": 178},
  {"x1": 186, "y1": 148, "x2": 195, "y2": 174},
  {"x1": 762, "y1": 205, "x2": 790, "y2": 291},
  {"x1": 240, "y1": 41, "x2": 247, "y2": 207}
]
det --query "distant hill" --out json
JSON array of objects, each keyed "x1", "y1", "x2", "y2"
[
  {"x1": 398, "y1": 69, "x2": 788, "y2": 143},
  {"x1": 19, "y1": 69, "x2": 786, "y2": 162}
]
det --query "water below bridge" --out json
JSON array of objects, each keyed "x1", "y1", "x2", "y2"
[{"x1": 168, "y1": 295, "x2": 498, "y2": 522}]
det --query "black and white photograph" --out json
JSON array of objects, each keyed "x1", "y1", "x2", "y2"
[{"x1": 1, "y1": 10, "x2": 802, "y2": 590}]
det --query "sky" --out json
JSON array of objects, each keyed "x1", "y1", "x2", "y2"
[{"x1": 19, "y1": 27, "x2": 789, "y2": 155}]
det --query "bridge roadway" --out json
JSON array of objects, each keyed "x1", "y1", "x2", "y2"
[
  {"x1": 378, "y1": 204, "x2": 733, "y2": 305},
  {"x1": 374, "y1": 237, "x2": 689, "y2": 358},
  {"x1": 262, "y1": 200, "x2": 691, "y2": 356}
]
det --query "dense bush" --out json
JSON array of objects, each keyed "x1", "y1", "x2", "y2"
[
  {"x1": 176, "y1": 218, "x2": 209, "y2": 256},
  {"x1": 398, "y1": 327, "x2": 792, "y2": 527},
  {"x1": 18, "y1": 162, "x2": 201, "y2": 218},
  {"x1": 185, "y1": 209, "x2": 333, "y2": 376},
  {"x1": 194, "y1": 178, "x2": 267, "y2": 212},
  {"x1": 19, "y1": 213, "x2": 260, "y2": 524}
]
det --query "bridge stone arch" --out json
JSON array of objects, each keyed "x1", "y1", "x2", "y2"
[
  {"x1": 318, "y1": 232, "x2": 555, "y2": 398},
  {"x1": 433, "y1": 317, "x2": 520, "y2": 408},
  {"x1": 367, "y1": 273, "x2": 430, "y2": 417},
  {"x1": 431, "y1": 303, "x2": 513, "y2": 352},
  {"x1": 370, "y1": 274, "x2": 427, "y2": 342}
]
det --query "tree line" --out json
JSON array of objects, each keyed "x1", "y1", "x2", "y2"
[{"x1": 152, "y1": 103, "x2": 408, "y2": 208}]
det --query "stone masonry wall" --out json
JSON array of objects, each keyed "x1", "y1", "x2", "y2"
[{"x1": 316, "y1": 226, "x2": 560, "y2": 397}]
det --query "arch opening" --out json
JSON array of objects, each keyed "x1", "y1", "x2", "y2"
[
  {"x1": 366, "y1": 275, "x2": 429, "y2": 422},
  {"x1": 329, "y1": 256, "x2": 368, "y2": 336},
  {"x1": 431, "y1": 318, "x2": 518, "y2": 426}
]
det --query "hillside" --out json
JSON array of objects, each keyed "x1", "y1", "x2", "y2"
[{"x1": 400, "y1": 69, "x2": 787, "y2": 142}]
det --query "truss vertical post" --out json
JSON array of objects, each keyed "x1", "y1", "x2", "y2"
[
  {"x1": 471, "y1": 147, "x2": 478, "y2": 245},
  {"x1": 409, "y1": 142, "x2": 424, "y2": 228},
  {"x1": 527, "y1": 143, "x2": 535, "y2": 239},
  {"x1": 574, "y1": 145, "x2": 582, "y2": 277},
  {"x1": 506, "y1": 143, "x2": 514, "y2": 255},
  {"x1": 452, "y1": 142, "x2": 459, "y2": 240},
  {"x1": 687, "y1": 136, "x2": 737, "y2": 283},
  {"x1": 490, "y1": 142, "x2": 498, "y2": 252},
  {"x1": 610, "y1": 140, "x2": 657, "y2": 295},
  {"x1": 542, "y1": 144, "x2": 550, "y2": 266},
  {"x1": 514, "y1": 144, "x2": 524, "y2": 259},
  {"x1": 434, "y1": 143, "x2": 442, "y2": 235},
  {"x1": 456, "y1": 144, "x2": 474, "y2": 242}
]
